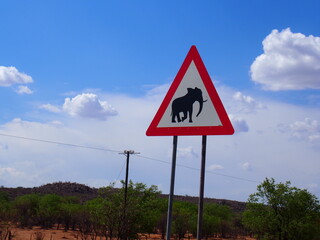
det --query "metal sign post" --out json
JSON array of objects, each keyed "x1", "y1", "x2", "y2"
[
  {"x1": 197, "y1": 135, "x2": 207, "y2": 240},
  {"x1": 166, "y1": 136, "x2": 178, "y2": 240}
]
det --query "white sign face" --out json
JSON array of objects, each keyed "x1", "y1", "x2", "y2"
[{"x1": 157, "y1": 61, "x2": 222, "y2": 128}]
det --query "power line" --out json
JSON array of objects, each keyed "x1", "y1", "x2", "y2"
[
  {"x1": 116, "y1": 160, "x2": 127, "y2": 183},
  {"x1": 0, "y1": 132, "x2": 121, "y2": 153},
  {"x1": 0, "y1": 132, "x2": 259, "y2": 184},
  {"x1": 136, "y1": 154, "x2": 259, "y2": 184}
]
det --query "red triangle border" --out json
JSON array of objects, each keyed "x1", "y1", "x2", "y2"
[{"x1": 146, "y1": 46, "x2": 234, "y2": 136}]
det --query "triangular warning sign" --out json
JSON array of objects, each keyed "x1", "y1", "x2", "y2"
[{"x1": 146, "y1": 45, "x2": 234, "y2": 136}]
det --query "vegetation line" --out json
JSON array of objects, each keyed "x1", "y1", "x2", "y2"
[{"x1": 1, "y1": 179, "x2": 319, "y2": 240}]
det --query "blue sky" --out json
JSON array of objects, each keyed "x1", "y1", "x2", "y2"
[{"x1": 0, "y1": 1, "x2": 319, "y2": 201}]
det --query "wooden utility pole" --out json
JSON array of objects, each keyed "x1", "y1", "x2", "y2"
[{"x1": 120, "y1": 150, "x2": 139, "y2": 240}]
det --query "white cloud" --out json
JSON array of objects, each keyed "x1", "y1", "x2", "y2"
[
  {"x1": 230, "y1": 115, "x2": 249, "y2": 133},
  {"x1": 0, "y1": 167, "x2": 23, "y2": 177},
  {"x1": 145, "y1": 83, "x2": 170, "y2": 99},
  {"x1": 0, "y1": 167, "x2": 27, "y2": 187},
  {"x1": 308, "y1": 183, "x2": 318, "y2": 190},
  {"x1": 250, "y1": 28, "x2": 320, "y2": 91},
  {"x1": 0, "y1": 143, "x2": 9, "y2": 150},
  {"x1": 39, "y1": 104, "x2": 62, "y2": 113},
  {"x1": 63, "y1": 93, "x2": 118, "y2": 120},
  {"x1": 233, "y1": 92, "x2": 265, "y2": 113},
  {"x1": 0, "y1": 66, "x2": 33, "y2": 87},
  {"x1": 177, "y1": 146, "x2": 198, "y2": 159},
  {"x1": 16, "y1": 85, "x2": 33, "y2": 95},
  {"x1": 49, "y1": 120, "x2": 64, "y2": 126},
  {"x1": 279, "y1": 118, "x2": 320, "y2": 144},
  {"x1": 208, "y1": 164, "x2": 224, "y2": 171},
  {"x1": 242, "y1": 162, "x2": 252, "y2": 171}
]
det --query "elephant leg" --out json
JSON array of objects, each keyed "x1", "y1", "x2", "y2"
[
  {"x1": 181, "y1": 111, "x2": 188, "y2": 122},
  {"x1": 176, "y1": 113, "x2": 182, "y2": 122},
  {"x1": 171, "y1": 114, "x2": 176, "y2": 123},
  {"x1": 188, "y1": 108, "x2": 193, "y2": 123}
]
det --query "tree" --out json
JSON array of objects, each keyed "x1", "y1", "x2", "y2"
[
  {"x1": 37, "y1": 194, "x2": 63, "y2": 229},
  {"x1": 155, "y1": 198, "x2": 168, "y2": 240},
  {"x1": 172, "y1": 201, "x2": 197, "y2": 240},
  {"x1": 59, "y1": 196, "x2": 82, "y2": 231},
  {"x1": 84, "y1": 197, "x2": 105, "y2": 240},
  {"x1": 133, "y1": 184, "x2": 163, "y2": 236},
  {"x1": 0, "y1": 191, "x2": 11, "y2": 222},
  {"x1": 119, "y1": 181, "x2": 162, "y2": 239},
  {"x1": 98, "y1": 181, "x2": 162, "y2": 240},
  {"x1": 13, "y1": 194, "x2": 40, "y2": 228},
  {"x1": 202, "y1": 203, "x2": 232, "y2": 239},
  {"x1": 243, "y1": 178, "x2": 320, "y2": 240}
]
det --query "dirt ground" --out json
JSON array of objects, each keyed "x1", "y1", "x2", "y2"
[{"x1": 6, "y1": 227, "x2": 256, "y2": 240}]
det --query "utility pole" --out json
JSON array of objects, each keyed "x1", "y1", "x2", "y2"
[{"x1": 119, "y1": 150, "x2": 139, "y2": 240}]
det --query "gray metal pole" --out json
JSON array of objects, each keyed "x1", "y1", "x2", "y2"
[
  {"x1": 166, "y1": 136, "x2": 178, "y2": 240},
  {"x1": 197, "y1": 135, "x2": 207, "y2": 240}
]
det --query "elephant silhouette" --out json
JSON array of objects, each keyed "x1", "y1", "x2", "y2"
[{"x1": 171, "y1": 87, "x2": 207, "y2": 123}]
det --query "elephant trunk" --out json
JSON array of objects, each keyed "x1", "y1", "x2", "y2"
[{"x1": 196, "y1": 99, "x2": 207, "y2": 117}]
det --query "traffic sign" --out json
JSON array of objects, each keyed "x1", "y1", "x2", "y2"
[{"x1": 146, "y1": 45, "x2": 234, "y2": 136}]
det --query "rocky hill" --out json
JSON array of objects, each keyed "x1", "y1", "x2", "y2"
[
  {"x1": 0, "y1": 182, "x2": 246, "y2": 212},
  {"x1": 0, "y1": 182, "x2": 98, "y2": 203}
]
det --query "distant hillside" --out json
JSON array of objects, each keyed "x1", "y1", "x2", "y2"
[
  {"x1": 163, "y1": 194, "x2": 246, "y2": 213},
  {"x1": 0, "y1": 182, "x2": 98, "y2": 203},
  {"x1": 0, "y1": 182, "x2": 246, "y2": 212}
]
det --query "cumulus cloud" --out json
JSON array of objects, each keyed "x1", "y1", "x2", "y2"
[
  {"x1": 0, "y1": 143, "x2": 9, "y2": 150},
  {"x1": 230, "y1": 115, "x2": 249, "y2": 133},
  {"x1": 250, "y1": 28, "x2": 320, "y2": 91},
  {"x1": 0, "y1": 167, "x2": 23, "y2": 179},
  {"x1": 63, "y1": 93, "x2": 118, "y2": 120},
  {"x1": 145, "y1": 83, "x2": 170, "y2": 98},
  {"x1": 279, "y1": 118, "x2": 320, "y2": 144},
  {"x1": 0, "y1": 66, "x2": 33, "y2": 87},
  {"x1": 39, "y1": 104, "x2": 62, "y2": 113},
  {"x1": 242, "y1": 162, "x2": 252, "y2": 171},
  {"x1": 208, "y1": 164, "x2": 224, "y2": 171},
  {"x1": 290, "y1": 118, "x2": 320, "y2": 142},
  {"x1": 16, "y1": 85, "x2": 33, "y2": 95},
  {"x1": 233, "y1": 92, "x2": 265, "y2": 113},
  {"x1": 308, "y1": 183, "x2": 318, "y2": 189},
  {"x1": 177, "y1": 146, "x2": 198, "y2": 159}
]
